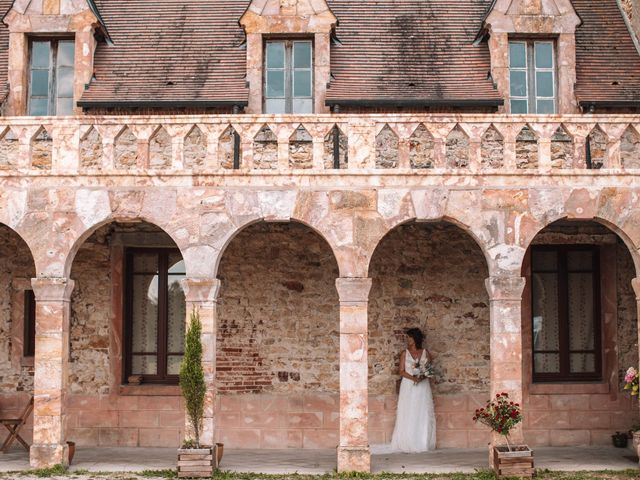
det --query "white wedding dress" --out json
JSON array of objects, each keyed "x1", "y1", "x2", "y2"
[{"x1": 372, "y1": 349, "x2": 437, "y2": 454}]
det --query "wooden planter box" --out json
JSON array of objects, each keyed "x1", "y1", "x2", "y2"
[
  {"x1": 177, "y1": 447, "x2": 214, "y2": 478},
  {"x1": 491, "y1": 445, "x2": 535, "y2": 478}
]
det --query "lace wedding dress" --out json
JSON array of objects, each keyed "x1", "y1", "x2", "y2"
[{"x1": 372, "y1": 349, "x2": 437, "y2": 454}]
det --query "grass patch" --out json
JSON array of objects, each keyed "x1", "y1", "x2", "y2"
[{"x1": 137, "y1": 470, "x2": 177, "y2": 478}]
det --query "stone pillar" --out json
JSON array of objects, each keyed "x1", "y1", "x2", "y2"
[
  {"x1": 29, "y1": 278, "x2": 75, "y2": 468},
  {"x1": 485, "y1": 275, "x2": 526, "y2": 444},
  {"x1": 180, "y1": 278, "x2": 221, "y2": 447},
  {"x1": 336, "y1": 278, "x2": 372, "y2": 473}
]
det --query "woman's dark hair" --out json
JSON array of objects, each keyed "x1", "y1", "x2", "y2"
[{"x1": 405, "y1": 328, "x2": 424, "y2": 349}]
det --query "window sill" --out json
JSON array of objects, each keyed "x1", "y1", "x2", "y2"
[
  {"x1": 529, "y1": 382, "x2": 609, "y2": 395},
  {"x1": 119, "y1": 384, "x2": 181, "y2": 396}
]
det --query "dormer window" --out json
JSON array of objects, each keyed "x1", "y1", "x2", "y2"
[
  {"x1": 264, "y1": 40, "x2": 313, "y2": 114},
  {"x1": 509, "y1": 40, "x2": 556, "y2": 114},
  {"x1": 28, "y1": 39, "x2": 75, "y2": 116}
]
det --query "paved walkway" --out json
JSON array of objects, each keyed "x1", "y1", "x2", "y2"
[{"x1": 0, "y1": 446, "x2": 638, "y2": 474}]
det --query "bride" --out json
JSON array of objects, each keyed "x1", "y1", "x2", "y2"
[{"x1": 388, "y1": 327, "x2": 436, "y2": 452}]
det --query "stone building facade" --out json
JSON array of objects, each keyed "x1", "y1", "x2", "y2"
[{"x1": 0, "y1": 0, "x2": 640, "y2": 473}]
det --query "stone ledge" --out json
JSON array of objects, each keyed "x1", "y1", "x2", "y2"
[{"x1": 119, "y1": 385, "x2": 182, "y2": 397}]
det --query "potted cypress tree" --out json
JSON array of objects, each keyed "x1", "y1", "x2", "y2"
[
  {"x1": 473, "y1": 392, "x2": 534, "y2": 479},
  {"x1": 177, "y1": 309, "x2": 214, "y2": 478}
]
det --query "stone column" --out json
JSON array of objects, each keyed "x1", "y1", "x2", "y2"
[
  {"x1": 180, "y1": 278, "x2": 221, "y2": 447},
  {"x1": 30, "y1": 278, "x2": 75, "y2": 468},
  {"x1": 485, "y1": 276, "x2": 526, "y2": 444},
  {"x1": 336, "y1": 278, "x2": 372, "y2": 473}
]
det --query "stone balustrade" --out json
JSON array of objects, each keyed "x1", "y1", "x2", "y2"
[{"x1": 0, "y1": 114, "x2": 639, "y2": 175}]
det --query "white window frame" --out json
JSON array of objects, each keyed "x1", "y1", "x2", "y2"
[
  {"x1": 508, "y1": 40, "x2": 556, "y2": 114},
  {"x1": 264, "y1": 39, "x2": 313, "y2": 114}
]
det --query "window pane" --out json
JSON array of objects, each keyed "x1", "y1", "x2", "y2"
[
  {"x1": 510, "y1": 70, "x2": 527, "y2": 97},
  {"x1": 568, "y1": 250, "x2": 594, "y2": 271},
  {"x1": 532, "y1": 250, "x2": 558, "y2": 271},
  {"x1": 568, "y1": 272, "x2": 595, "y2": 350},
  {"x1": 292, "y1": 98, "x2": 313, "y2": 114},
  {"x1": 266, "y1": 42, "x2": 285, "y2": 69},
  {"x1": 131, "y1": 274, "x2": 159, "y2": 356},
  {"x1": 29, "y1": 98, "x2": 48, "y2": 116},
  {"x1": 168, "y1": 255, "x2": 185, "y2": 274},
  {"x1": 536, "y1": 71, "x2": 554, "y2": 98},
  {"x1": 509, "y1": 42, "x2": 526, "y2": 68},
  {"x1": 535, "y1": 42, "x2": 553, "y2": 69},
  {"x1": 167, "y1": 272, "x2": 185, "y2": 357},
  {"x1": 293, "y1": 42, "x2": 312, "y2": 69},
  {"x1": 57, "y1": 67, "x2": 74, "y2": 98},
  {"x1": 133, "y1": 253, "x2": 158, "y2": 273},
  {"x1": 536, "y1": 99, "x2": 555, "y2": 114},
  {"x1": 132, "y1": 355, "x2": 157, "y2": 376},
  {"x1": 56, "y1": 97, "x2": 74, "y2": 116},
  {"x1": 57, "y1": 41, "x2": 75, "y2": 67},
  {"x1": 570, "y1": 353, "x2": 595, "y2": 374},
  {"x1": 168, "y1": 355, "x2": 183, "y2": 375},
  {"x1": 31, "y1": 42, "x2": 51, "y2": 69},
  {"x1": 265, "y1": 98, "x2": 286, "y2": 114},
  {"x1": 31, "y1": 70, "x2": 49, "y2": 97},
  {"x1": 511, "y1": 99, "x2": 528, "y2": 114},
  {"x1": 293, "y1": 70, "x2": 312, "y2": 97},
  {"x1": 266, "y1": 70, "x2": 285, "y2": 97},
  {"x1": 534, "y1": 353, "x2": 560, "y2": 373},
  {"x1": 532, "y1": 272, "x2": 560, "y2": 350}
]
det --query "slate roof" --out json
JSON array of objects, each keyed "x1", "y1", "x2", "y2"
[
  {"x1": 325, "y1": 0, "x2": 502, "y2": 107},
  {"x1": 572, "y1": 0, "x2": 640, "y2": 107},
  {"x1": 0, "y1": 0, "x2": 639, "y2": 109}
]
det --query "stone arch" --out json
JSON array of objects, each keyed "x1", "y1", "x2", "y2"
[
  {"x1": 30, "y1": 126, "x2": 52, "y2": 170},
  {"x1": 375, "y1": 124, "x2": 399, "y2": 169},
  {"x1": 516, "y1": 124, "x2": 538, "y2": 169},
  {"x1": 219, "y1": 125, "x2": 240, "y2": 169},
  {"x1": 253, "y1": 124, "x2": 278, "y2": 170},
  {"x1": 114, "y1": 126, "x2": 138, "y2": 169},
  {"x1": 0, "y1": 127, "x2": 19, "y2": 169},
  {"x1": 80, "y1": 126, "x2": 103, "y2": 169},
  {"x1": 184, "y1": 125, "x2": 207, "y2": 169},
  {"x1": 480, "y1": 124, "x2": 504, "y2": 169},
  {"x1": 149, "y1": 125, "x2": 172, "y2": 169},
  {"x1": 587, "y1": 125, "x2": 607, "y2": 170}
]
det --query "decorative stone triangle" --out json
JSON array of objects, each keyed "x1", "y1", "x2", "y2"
[
  {"x1": 241, "y1": 0, "x2": 336, "y2": 34},
  {"x1": 485, "y1": 0, "x2": 580, "y2": 33},
  {"x1": 7, "y1": 0, "x2": 97, "y2": 16}
]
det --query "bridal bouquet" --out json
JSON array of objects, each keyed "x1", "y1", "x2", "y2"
[
  {"x1": 412, "y1": 358, "x2": 434, "y2": 385},
  {"x1": 624, "y1": 367, "x2": 639, "y2": 396}
]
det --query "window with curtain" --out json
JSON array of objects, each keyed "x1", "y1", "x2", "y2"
[
  {"x1": 125, "y1": 248, "x2": 186, "y2": 384},
  {"x1": 509, "y1": 40, "x2": 556, "y2": 114},
  {"x1": 531, "y1": 245, "x2": 602, "y2": 382},
  {"x1": 264, "y1": 39, "x2": 313, "y2": 114},
  {"x1": 28, "y1": 38, "x2": 75, "y2": 116}
]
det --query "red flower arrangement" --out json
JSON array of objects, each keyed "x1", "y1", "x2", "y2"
[{"x1": 473, "y1": 392, "x2": 523, "y2": 451}]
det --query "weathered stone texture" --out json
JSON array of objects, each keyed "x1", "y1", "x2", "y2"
[
  {"x1": 219, "y1": 126, "x2": 239, "y2": 169},
  {"x1": 368, "y1": 222, "x2": 490, "y2": 396},
  {"x1": 375, "y1": 125, "x2": 399, "y2": 169},
  {"x1": 184, "y1": 126, "x2": 207, "y2": 169},
  {"x1": 620, "y1": 126, "x2": 640, "y2": 169},
  {"x1": 149, "y1": 127, "x2": 172, "y2": 169},
  {"x1": 0, "y1": 128, "x2": 19, "y2": 169},
  {"x1": 0, "y1": 225, "x2": 36, "y2": 393},
  {"x1": 289, "y1": 125, "x2": 313, "y2": 169},
  {"x1": 446, "y1": 125, "x2": 470, "y2": 168},
  {"x1": 80, "y1": 127, "x2": 103, "y2": 169},
  {"x1": 616, "y1": 240, "x2": 638, "y2": 384},
  {"x1": 323, "y1": 127, "x2": 348, "y2": 169},
  {"x1": 217, "y1": 223, "x2": 340, "y2": 394},
  {"x1": 31, "y1": 128, "x2": 52, "y2": 170},
  {"x1": 115, "y1": 127, "x2": 138, "y2": 169},
  {"x1": 68, "y1": 226, "x2": 111, "y2": 395},
  {"x1": 409, "y1": 123, "x2": 434, "y2": 169},
  {"x1": 253, "y1": 125, "x2": 278, "y2": 170},
  {"x1": 516, "y1": 126, "x2": 538, "y2": 169},
  {"x1": 481, "y1": 125, "x2": 504, "y2": 169},
  {"x1": 551, "y1": 126, "x2": 574, "y2": 169},
  {"x1": 589, "y1": 126, "x2": 607, "y2": 169}
]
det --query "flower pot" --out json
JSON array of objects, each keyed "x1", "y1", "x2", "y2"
[
  {"x1": 612, "y1": 432, "x2": 628, "y2": 448},
  {"x1": 490, "y1": 444, "x2": 535, "y2": 479},
  {"x1": 177, "y1": 446, "x2": 214, "y2": 478},
  {"x1": 66, "y1": 441, "x2": 75, "y2": 465},
  {"x1": 215, "y1": 443, "x2": 224, "y2": 467}
]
